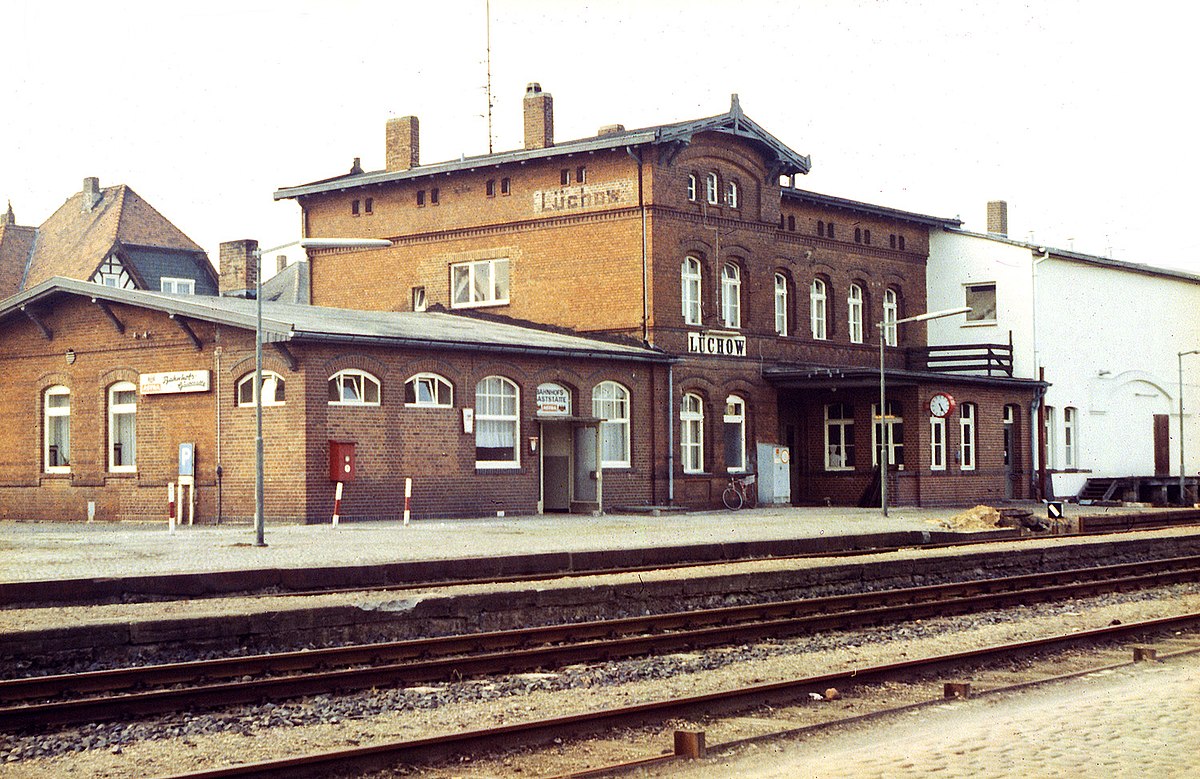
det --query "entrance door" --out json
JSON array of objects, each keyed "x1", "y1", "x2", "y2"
[
  {"x1": 573, "y1": 425, "x2": 599, "y2": 509},
  {"x1": 1154, "y1": 414, "x2": 1170, "y2": 476},
  {"x1": 541, "y1": 423, "x2": 572, "y2": 512},
  {"x1": 1003, "y1": 405, "x2": 1017, "y2": 499}
]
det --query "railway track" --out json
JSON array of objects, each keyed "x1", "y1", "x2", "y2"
[
  {"x1": 153, "y1": 612, "x2": 1200, "y2": 779},
  {"x1": 4, "y1": 553, "x2": 1200, "y2": 731}
]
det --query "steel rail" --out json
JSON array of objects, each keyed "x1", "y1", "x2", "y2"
[
  {"x1": 153, "y1": 612, "x2": 1200, "y2": 779},
  {"x1": 3, "y1": 556, "x2": 1200, "y2": 731}
]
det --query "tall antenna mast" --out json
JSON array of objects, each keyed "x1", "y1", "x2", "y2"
[{"x1": 485, "y1": 0, "x2": 494, "y2": 154}]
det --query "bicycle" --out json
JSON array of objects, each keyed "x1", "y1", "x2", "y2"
[{"x1": 721, "y1": 474, "x2": 757, "y2": 510}]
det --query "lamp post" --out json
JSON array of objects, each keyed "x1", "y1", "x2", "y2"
[
  {"x1": 1180, "y1": 349, "x2": 1200, "y2": 506},
  {"x1": 878, "y1": 306, "x2": 972, "y2": 516},
  {"x1": 250, "y1": 237, "x2": 391, "y2": 547}
]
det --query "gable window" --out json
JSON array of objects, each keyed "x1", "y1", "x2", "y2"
[
  {"x1": 705, "y1": 173, "x2": 718, "y2": 205},
  {"x1": 500, "y1": 177, "x2": 511, "y2": 195},
  {"x1": 774, "y1": 273, "x2": 788, "y2": 336},
  {"x1": 681, "y1": 256, "x2": 702, "y2": 325},
  {"x1": 405, "y1": 373, "x2": 453, "y2": 407},
  {"x1": 92, "y1": 254, "x2": 135, "y2": 289},
  {"x1": 848, "y1": 283, "x2": 864, "y2": 344},
  {"x1": 960, "y1": 402, "x2": 977, "y2": 470},
  {"x1": 724, "y1": 395, "x2": 747, "y2": 472},
  {"x1": 160, "y1": 277, "x2": 195, "y2": 295},
  {"x1": 824, "y1": 402, "x2": 855, "y2": 471},
  {"x1": 681, "y1": 393, "x2": 705, "y2": 473},
  {"x1": 328, "y1": 369, "x2": 381, "y2": 406},
  {"x1": 475, "y1": 376, "x2": 519, "y2": 467},
  {"x1": 108, "y1": 382, "x2": 137, "y2": 472},
  {"x1": 930, "y1": 416, "x2": 947, "y2": 471},
  {"x1": 237, "y1": 371, "x2": 285, "y2": 407},
  {"x1": 883, "y1": 288, "x2": 899, "y2": 346},
  {"x1": 412, "y1": 286, "x2": 427, "y2": 312},
  {"x1": 721, "y1": 263, "x2": 741, "y2": 328},
  {"x1": 1064, "y1": 406, "x2": 1078, "y2": 468},
  {"x1": 44, "y1": 385, "x2": 71, "y2": 473},
  {"x1": 965, "y1": 283, "x2": 997, "y2": 324},
  {"x1": 451, "y1": 258, "x2": 510, "y2": 308},
  {"x1": 872, "y1": 401, "x2": 904, "y2": 467},
  {"x1": 810, "y1": 278, "x2": 827, "y2": 340},
  {"x1": 687, "y1": 174, "x2": 697, "y2": 202},
  {"x1": 593, "y1": 381, "x2": 631, "y2": 467},
  {"x1": 725, "y1": 180, "x2": 739, "y2": 208}
]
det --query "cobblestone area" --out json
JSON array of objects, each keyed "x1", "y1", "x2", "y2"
[{"x1": 675, "y1": 653, "x2": 1200, "y2": 778}]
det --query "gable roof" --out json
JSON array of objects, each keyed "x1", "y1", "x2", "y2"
[
  {"x1": 20, "y1": 184, "x2": 212, "y2": 291},
  {"x1": 261, "y1": 260, "x2": 309, "y2": 304},
  {"x1": 274, "y1": 95, "x2": 811, "y2": 201},
  {"x1": 3, "y1": 277, "x2": 673, "y2": 364}
]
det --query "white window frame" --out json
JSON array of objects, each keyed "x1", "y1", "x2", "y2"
[
  {"x1": 687, "y1": 174, "x2": 697, "y2": 202},
  {"x1": 824, "y1": 402, "x2": 855, "y2": 471},
  {"x1": 883, "y1": 288, "x2": 899, "y2": 347},
  {"x1": 1064, "y1": 406, "x2": 1078, "y2": 469},
  {"x1": 475, "y1": 375, "x2": 520, "y2": 468},
  {"x1": 964, "y1": 282, "x2": 998, "y2": 325},
  {"x1": 91, "y1": 254, "x2": 135, "y2": 289},
  {"x1": 930, "y1": 416, "x2": 947, "y2": 471},
  {"x1": 160, "y1": 277, "x2": 195, "y2": 295},
  {"x1": 682, "y1": 256, "x2": 702, "y2": 325},
  {"x1": 725, "y1": 180, "x2": 739, "y2": 208},
  {"x1": 1003, "y1": 404, "x2": 1017, "y2": 468},
  {"x1": 871, "y1": 401, "x2": 904, "y2": 468},
  {"x1": 721, "y1": 263, "x2": 741, "y2": 329},
  {"x1": 404, "y1": 373, "x2": 454, "y2": 408},
  {"x1": 237, "y1": 371, "x2": 286, "y2": 407},
  {"x1": 451, "y1": 257, "x2": 510, "y2": 309},
  {"x1": 593, "y1": 381, "x2": 631, "y2": 468},
  {"x1": 848, "y1": 283, "x2": 864, "y2": 344},
  {"x1": 681, "y1": 393, "x2": 705, "y2": 474},
  {"x1": 959, "y1": 402, "x2": 977, "y2": 471},
  {"x1": 412, "y1": 286, "x2": 427, "y2": 312},
  {"x1": 774, "y1": 273, "x2": 788, "y2": 336},
  {"x1": 724, "y1": 395, "x2": 747, "y2": 473},
  {"x1": 810, "y1": 278, "x2": 827, "y2": 340},
  {"x1": 705, "y1": 172, "x2": 718, "y2": 205},
  {"x1": 1043, "y1": 405, "x2": 1057, "y2": 469},
  {"x1": 328, "y1": 369, "x2": 381, "y2": 406},
  {"x1": 108, "y1": 381, "x2": 137, "y2": 473},
  {"x1": 44, "y1": 385, "x2": 71, "y2": 473}
]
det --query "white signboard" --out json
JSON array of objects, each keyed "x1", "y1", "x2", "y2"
[
  {"x1": 139, "y1": 370, "x2": 211, "y2": 395},
  {"x1": 687, "y1": 331, "x2": 747, "y2": 357},
  {"x1": 536, "y1": 383, "x2": 571, "y2": 416}
]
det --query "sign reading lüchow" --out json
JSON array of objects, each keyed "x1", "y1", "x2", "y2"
[
  {"x1": 533, "y1": 180, "x2": 634, "y2": 213},
  {"x1": 140, "y1": 370, "x2": 211, "y2": 395},
  {"x1": 687, "y1": 331, "x2": 747, "y2": 357}
]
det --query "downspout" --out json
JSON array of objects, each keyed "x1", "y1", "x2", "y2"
[
  {"x1": 214, "y1": 335, "x2": 223, "y2": 524},
  {"x1": 1031, "y1": 247, "x2": 1050, "y2": 499},
  {"x1": 626, "y1": 146, "x2": 649, "y2": 346},
  {"x1": 668, "y1": 363, "x2": 675, "y2": 504}
]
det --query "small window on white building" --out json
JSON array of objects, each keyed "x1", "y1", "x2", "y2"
[
  {"x1": 108, "y1": 382, "x2": 137, "y2": 472},
  {"x1": 824, "y1": 402, "x2": 855, "y2": 471},
  {"x1": 405, "y1": 373, "x2": 453, "y2": 407},
  {"x1": 1064, "y1": 406, "x2": 1078, "y2": 469},
  {"x1": 328, "y1": 369, "x2": 381, "y2": 406},
  {"x1": 44, "y1": 385, "x2": 71, "y2": 473},
  {"x1": 237, "y1": 371, "x2": 286, "y2": 407},
  {"x1": 723, "y1": 395, "x2": 747, "y2": 472},
  {"x1": 451, "y1": 258, "x2": 510, "y2": 308},
  {"x1": 959, "y1": 402, "x2": 977, "y2": 470},
  {"x1": 681, "y1": 393, "x2": 705, "y2": 473},
  {"x1": 965, "y1": 283, "x2": 997, "y2": 324},
  {"x1": 1043, "y1": 405, "x2": 1057, "y2": 469}
]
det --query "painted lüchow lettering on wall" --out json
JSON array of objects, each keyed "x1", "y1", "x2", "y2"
[{"x1": 533, "y1": 180, "x2": 634, "y2": 213}]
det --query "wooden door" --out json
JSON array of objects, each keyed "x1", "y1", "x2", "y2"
[{"x1": 1154, "y1": 414, "x2": 1170, "y2": 476}]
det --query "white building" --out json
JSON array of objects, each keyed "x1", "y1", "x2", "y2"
[{"x1": 926, "y1": 202, "x2": 1200, "y2": 502}]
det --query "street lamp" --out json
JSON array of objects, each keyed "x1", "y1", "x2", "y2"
[
  {"x1": 250, "y1": 237, "x2": 391, "y2": 547},
  {"x1": 878, "y1": 306, "x2": 972, "y2": 516},
  {"x1": 1180, "y1": 349, "x2": 1200, "y2": 506}
]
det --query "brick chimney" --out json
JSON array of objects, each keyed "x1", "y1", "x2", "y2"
[
  {"x1": 219, "y1": 239, "x2": 259, "y2": 298},
  {"x1": 82, "y1": 177, "x2": 102, "y2": 212},
  {"x1": 523, "y1": 82, "x2": 554, "y2": 150},
  {"x1": 0, "y1": 201, "x2": 13, "y2": 227},
  {"x1": 987, "y1": 200, "x2": 1008, "y2": 236},
  {"x1": 385, "y1": 116, "x2": 420, "y2": 172}
]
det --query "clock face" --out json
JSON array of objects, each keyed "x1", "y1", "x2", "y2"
[{"x1": 929, "y1": 393, "x2": 955, "y2": 418}]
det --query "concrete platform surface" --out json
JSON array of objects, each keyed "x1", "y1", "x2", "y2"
[{"x1": 1, "y1": 505, "x2": 1009, "y2": 583}]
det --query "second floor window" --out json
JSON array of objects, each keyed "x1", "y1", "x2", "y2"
[
  {"x1": 883, "y1": 288, "x2": 899, "y2": 346},
  {"x1": 721, "y1": 263, "x2": 741, "y2": 328},
  {"x1": 848, "y1": 283, "x2": 864, "y2": 344},
  {"x1": 706, "y1": 173, "x2": 718, "y2": 205},
  {"x1": 725, "y1": 180, "x2": 739, "y2": 208},
  {"x1": 682, "y1": 256, "x2": 702, "y2": 325},
  {"x1": 687, "y1": 174, "x2": 697, "y2": 201},
  {"x1": 965, "y1": 282, "x2": 997, "y2": 323},
  {"x1": 452, "y1": 258, "x2": 510, "y2": 308},
  {"x1": 774, "y1": 273, "x2": 788, "y2": 336},
  {"x1": 810, "y1": 278, "x2": 827, "y2": 340}
]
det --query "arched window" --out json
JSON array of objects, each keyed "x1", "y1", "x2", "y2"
[
  {"x1": 774, "y1": 273, "x2": 789, "y2": 336},
  {"x1": 681, "y1": 393, "x2": 705, "y2": 473},
  {"x1": 593, "y1": 381, "x2": 631, "y2": 467},
  {"x1": 864, "y1": 229, "x2": 872, "y2": 245},
  {"x1": 725, "y1": 180, "x2": 739, "y2": 208},
  {"x1": 854, "y1": 227, "x2": 862, "y2": 243},
  {"x1": 848, "y1": 283, "x2": 864, "y2": 344},
  {"x1": 237, "y1": 371, "x2": 286, "y2": 407},
  {"x1": 475, "y1": 376, "x2": 519, "y2": 467},
  {"x1": 883, "y1": 288, "x2": 899, "y2": 347},
  {"x1": 721, "y1": 263, "x2": 741, "y2": 328},
  {"x1": 404, "y1": 373, "x2": 453, "y2": 407},
  {"x1": 824, "y1": 402, "x2": 855, "y2": 471},
  {"x1": 108, "y1": 381, "x2": 137, "y2": 472},
  {"x1": 687, "y1": 174, "x2": 697, "y2": 202},
  {"x1": 328, "y1": 369, "x2": 381, "y2": 406},
  {"x1": 705, "y1": 172, "x2": 718, "y2": 205},
  {"x1": 724, "y1": 395, "x2": 747, "y2": 472},
  {"x1": 810, "y1": 278, "x2": 827, "y2": 340},
  {"x1": 682, "y1": 256, "x2": 702, "y2": 325},
  {"x1": 44, "y1": 385, "x2": 71, "y2": 473},
  {"x1": 960, "y1": 402, "x2": 977, "y2": 470}
]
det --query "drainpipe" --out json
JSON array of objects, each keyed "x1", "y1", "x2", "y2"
[
  {"x1": 214, "y1": 341, "x2": 223, "y2": 524},
  {"x1": 626, "y1": 146, "x2": 649, "y2": 346},
  {"x1": 668, "y1": 363, "x2": 675, "y2": 504}
]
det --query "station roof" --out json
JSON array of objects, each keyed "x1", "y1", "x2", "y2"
[{"x1": 763, "y1": 364, "x2": 1047, "y2": 390}]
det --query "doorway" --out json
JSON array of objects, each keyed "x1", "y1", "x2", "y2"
[
  {"x1": 1154, "y1": 414, "x2": 1170, "y2": 476},
  {"x1": 539, "y1": 421, "x2": 602, "y2": 513}
]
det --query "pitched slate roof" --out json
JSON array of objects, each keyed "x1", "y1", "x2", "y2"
[
  {"x1": 20, "y1": 184, "x2": 213, "y2": 291},
  {"x1": 4, "y1": 277, "x2": 673, "y2": 363},
  {"x1": 261, "y1": 261, "x2": 309, "y2": 304},
  {"x1": 0, "y1": 220, "x2": 36, "y2": 301},
  {"x1": 274, "y1": 95, "x2": 812, "y2": 201},
  {"x1": 784, "y1": 187, "x2": 962, "y2": 229}
]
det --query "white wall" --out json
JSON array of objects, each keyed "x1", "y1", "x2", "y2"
[{"x1": 928, "y1": 229, "x2": 1200, "y2": 498}]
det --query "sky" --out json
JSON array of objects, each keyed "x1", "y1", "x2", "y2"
[{"x1": 2, "y1": 0, "x2": 1198, "y2": 275}]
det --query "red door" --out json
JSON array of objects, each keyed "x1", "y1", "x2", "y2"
[{"x1": 1154, "y1": 415, "x2": 1170, "y2": 477}]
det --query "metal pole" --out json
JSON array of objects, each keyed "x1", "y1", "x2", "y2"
[
  {"x1": 1181, "y1": 350, "x2": 1199, "y2": 505},
  {"x1": 879, "y1": 322, "x2": 888, "y2": 517},
  {"x1": 255, "y1": 250, "x2": 266, "y2": 547}
]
